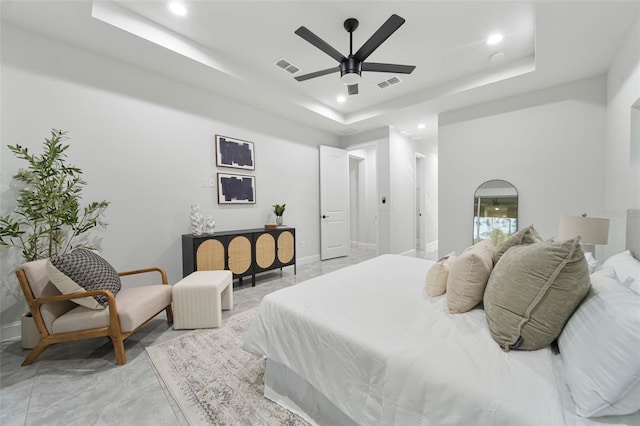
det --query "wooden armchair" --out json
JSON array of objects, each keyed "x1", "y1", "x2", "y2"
[{"x1": 16, "y1": 259, "x2": 173, "y2": 366}]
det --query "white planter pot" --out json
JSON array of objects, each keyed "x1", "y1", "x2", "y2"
[{"x1": 21, "y1": 313, "x2": 40, "y2": 349}]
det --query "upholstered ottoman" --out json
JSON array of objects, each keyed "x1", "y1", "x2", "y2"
[{"x1": 172, "y1": 270, "x2": 233, "y2": 329}]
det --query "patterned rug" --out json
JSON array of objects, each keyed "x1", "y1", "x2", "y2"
[{"x1": 146, "y1": 308, "x2": 308, "y2": 426}]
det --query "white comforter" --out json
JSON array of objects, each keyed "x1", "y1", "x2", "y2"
[{"x1": 242, "y1": 255, "x2": 570, "y2": 425}]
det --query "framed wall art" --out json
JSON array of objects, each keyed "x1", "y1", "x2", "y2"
[
  {"x1": 217, "y1": 173, "x2": 256, "y2": 204},
  {"x1": 215, "y1": 135, "x2": 255, "y2": 170}
]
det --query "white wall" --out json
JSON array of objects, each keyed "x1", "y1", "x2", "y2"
[
  {"x1": 605, "y1": 17, "x2": 640, "y2": 257},
  {"x1": 438, "y1": 76, "x2": 607, "y2": 256},
  {"x1": 0, "y1": 24, "x2": 338, "y2": 334}
]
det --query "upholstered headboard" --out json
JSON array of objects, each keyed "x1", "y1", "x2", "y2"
[{"x1": 627, "y1": 208, "x2": 640, "y2": 259}]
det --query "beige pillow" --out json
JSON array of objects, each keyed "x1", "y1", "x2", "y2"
[
  {"x1": 446, "y1": 240, "x2": 496, "y2": 313},
  {"x1": 494, "y1": 225, "x2": 543, "y2": 263},
  {"x1": 425, "y1": 255, "x2": 456, "y2": 297},
  {"x1": 484, "y1": 237, "x2": 590, "y2": 351}
]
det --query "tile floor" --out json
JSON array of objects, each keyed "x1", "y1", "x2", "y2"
[{"x1": 0, "y1": 246, "x2": 435, "y2": 426}]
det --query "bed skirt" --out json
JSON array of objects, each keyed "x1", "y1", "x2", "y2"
[{"x1": 264, "y1": 359, "x2": 359, "y2": 426}]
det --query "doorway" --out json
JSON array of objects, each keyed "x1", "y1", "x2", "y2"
[
  {"x1": 415, "y1": 154, "x2": 426, "y2": 250},
  {"x1": 348, "y1": 146, "x2": 378, "y2": 253}
]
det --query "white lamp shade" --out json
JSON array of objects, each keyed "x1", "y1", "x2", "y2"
[{"x1": 558, "y1": 216, "x2": 609, "y2": 244}]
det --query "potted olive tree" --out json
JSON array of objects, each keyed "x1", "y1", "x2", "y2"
[{"x1": 0, "y1": 129, "x2": 110, "y2": 348}]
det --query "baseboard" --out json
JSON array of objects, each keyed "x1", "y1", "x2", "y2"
[
  {"x1": 350, "y1": 241, "x2": 376, "y2": 249},
  {"x1": 425, "y1": 240, "x2": 438, "y2": 253},
  {"x1": 1, "y1": 320, "x2": 21, "y2": 342},
  {"x1": 297, "y1": 254, "x2": 320, "y2": 266},
  {"x1": 399, "y1": 248, "x2": 417, "y2": 257}
]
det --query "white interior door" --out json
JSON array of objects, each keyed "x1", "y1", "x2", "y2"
[
  {"x1": 320, "y1": 145, "x2": 349, "y2": 260},
  {"x1": 416, "y1": 154, "x2": 426, "y2": 250}
]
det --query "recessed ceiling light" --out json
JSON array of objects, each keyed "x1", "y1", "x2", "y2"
[
  {"x1": 336, "y1": 95, "x2": 346, "y2": 103},
  {"x1": 417, "y1": 123, "x2": 426, "y2": 130},
  {"x1": 487, "y1": 33, "x2": 503, "y2": 45},
  {"x1": 168, "y1": 2, "x2": 187, "y2": 16}
]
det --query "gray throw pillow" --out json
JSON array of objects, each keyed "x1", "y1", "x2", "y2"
[
  {"x1": 483, "y1": 237, "x2": 590, "y2": 351},
  {"x1": 494, "y1": 224, "x2": 543, "y2": 263},
  {"x1": 46, "y1": 249, "x2": 121, "y2": 309}
]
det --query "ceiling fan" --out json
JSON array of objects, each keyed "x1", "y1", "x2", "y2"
[{"x1": 294, "y1": 14, "x2": 416, "y2": 95}]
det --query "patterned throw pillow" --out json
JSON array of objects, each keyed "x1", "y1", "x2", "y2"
[{"x1": 46, "y1": 249, "x2": 121, "y2": 309}]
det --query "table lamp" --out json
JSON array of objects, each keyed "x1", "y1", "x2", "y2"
[{"x1": 558, "y1": 214, "x2": 609, "y2": 257}]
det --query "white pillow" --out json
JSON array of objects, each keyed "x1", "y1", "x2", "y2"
[
  {"x1": 591, "y1": 265, "x2": 616, "y2": 280},
  {"x1": 622, "y1": 272, "x2": 640, "y2": 295},
  {"x1": 584, "y1": 252, "x2": 598, "y2": 273},
  {"x1": 558, "y1": 273, "x2": 640, "y2": 417},
  {"x1": 600, "y1": 250, "x2": 640, "y2": 284}
]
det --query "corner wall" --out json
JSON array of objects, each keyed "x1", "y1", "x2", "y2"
[
  {"x1": 605, "y1": 16, "x2": 640, "y2": 257},
  {"x1": 438, "y1": 76, "x2": 607, "y2": 256},
  {"x1": 0, "y1": 24, "x2": 337, "y2": 337}
]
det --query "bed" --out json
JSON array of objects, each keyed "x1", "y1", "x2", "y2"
[{"x1": 242, "y1": 210, "x2": 640, "y2": 426}]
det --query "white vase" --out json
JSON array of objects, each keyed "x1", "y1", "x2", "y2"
[
  {"x1": 204, "y1": 216, "x2": 216, "y2": 234},
  {"x1": 190, "y1": 204, "x2": 204, "y2": 235},
  {"x1": 276, "y1": 216, "x2": 283, "y2": 226}
]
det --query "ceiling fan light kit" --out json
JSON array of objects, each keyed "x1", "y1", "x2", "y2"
[
  {"x1": 294, "y1": 14, "x2": 416, "y2": 95},
  {"x1": 340, "y1": 57, "x2": 362, "y2": 85}
]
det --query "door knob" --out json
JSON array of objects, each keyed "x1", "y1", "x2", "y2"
[{"x1": 322, "y1": 214, "x2": 330, "y2": 219}]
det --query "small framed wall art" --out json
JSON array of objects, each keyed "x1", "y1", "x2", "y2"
[
  {"x1": 217, "y1": 173, "x2": 256, "y2": 204},
  {"x1": 215, "y1": 135, "x2": 255, "y2": 170}
]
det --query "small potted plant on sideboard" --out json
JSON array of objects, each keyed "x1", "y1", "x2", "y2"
[{"x1": 273, "y1": 203, "x2": 286, "y2": 226}]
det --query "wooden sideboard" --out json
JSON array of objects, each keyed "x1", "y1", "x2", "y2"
[{"x1": 182, "y1": 227, "x2": 296, "y2": 286}]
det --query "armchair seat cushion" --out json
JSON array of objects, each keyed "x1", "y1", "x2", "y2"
[{"x1": 52, "y1": 285, "x2": 172, "y2": 334}]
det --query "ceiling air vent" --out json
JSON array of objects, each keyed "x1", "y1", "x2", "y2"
[
  {"x1": 341, "y1": 127, "x2": 360, "y2": 136},
  {"x1": 275, "y1": 58, "x2": 301, "y2": 75},
  {"x1": 377, "y1": 76, "x2": 402, "y2": 89}
]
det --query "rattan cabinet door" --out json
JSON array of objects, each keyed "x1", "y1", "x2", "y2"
[
  {"x1": 227, "y1": 235, "x2": 252, "y2": 275},
  {"x1": 277, "y1": 231, "x2": 295, "y2": 264},
  {"x1": 196, "y1": 239, "x2": 225, "y2": 270},
  {"x1": 255, "y1": 233, "x2": 276, "y2": 269}
]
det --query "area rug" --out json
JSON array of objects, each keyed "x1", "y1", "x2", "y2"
[{"x1": 146, "y1": 308, "x2": 308, "y2": 426}]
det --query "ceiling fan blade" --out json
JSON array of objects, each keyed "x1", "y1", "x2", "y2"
[
  {"x1": 362, "y1": 62, "x2": 416, "y2": 74},
  {"x1": 348, "y1": 84, "x2": 358, "y2": 95},
  {"x1": 354, "y1": 14, "x2": 405, "y2": 62},
  {"x1": 294, "y1": 67, "x2": 339, "y2": 82},
  {"x1": 295, "y1": 26, "x2": 347, "y2": 63}
]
